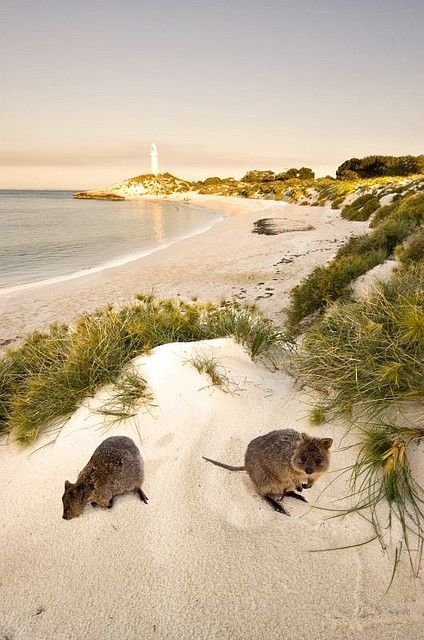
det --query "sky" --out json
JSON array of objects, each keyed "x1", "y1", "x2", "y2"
[{"x1": 0, "y1": 0, "x2": 423, "y2": 189}]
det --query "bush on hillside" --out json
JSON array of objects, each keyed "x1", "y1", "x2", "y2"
[
  {"x1": 337, "y1": 169, "x2": 359, "y2": 181},
  {"x1": 336, "y1": 155, "x2": 424, "y2": 180},
  {"x1": 396, "y1": 227, "x2": 424, "y2": 265},
  {"x1": 341, "y1": 194, "x2": 381, "y2": 221},
  {"x1": 287, "y1": 250, "x2": 386, "y2": 326}
]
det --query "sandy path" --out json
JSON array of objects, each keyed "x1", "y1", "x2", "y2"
[{"x1": 0, "y1": 195, "x2": 367, "y2": 346}]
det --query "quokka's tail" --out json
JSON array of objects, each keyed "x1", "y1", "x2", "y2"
[{"x1": 202, "y1": 456, "x2": 246, "y2": 471}]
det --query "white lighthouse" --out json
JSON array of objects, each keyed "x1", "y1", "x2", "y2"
[{"x1": 150, "y1": 143, "x2": 159, "y2": 175}]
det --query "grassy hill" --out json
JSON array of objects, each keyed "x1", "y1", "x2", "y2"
[{"x1": 74, "y1": 172, "x2": 194, "y2": 199}]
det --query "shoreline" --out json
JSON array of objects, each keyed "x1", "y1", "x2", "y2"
[
  {"x1": 0, "y1": 195, "x2": 368, "y2": 348},
  {"x1": 0, "y1": 204, "x2": 223, "y2": 297}
]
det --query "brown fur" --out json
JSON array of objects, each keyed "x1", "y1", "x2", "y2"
[
  {"x1": 62, "y1": 436, "x2": 148, "y2": 520},
  {"x1": 203, "y1": 429, "x2": 332, "y2": 514}
]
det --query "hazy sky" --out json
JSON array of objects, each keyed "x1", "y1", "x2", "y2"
[{"x1": 1, "y1": 0, "x2": 423, "y2": 188}]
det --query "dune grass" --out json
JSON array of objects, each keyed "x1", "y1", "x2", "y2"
[
  {"x1": 341, "y1": 193, "x2": 381, "y2": 221},
  {"x1": 0, "y1": 296, "x2": 289, "y2": 445},
  {"x1": 296, "y1": 263, "x2": 424, "y2": 576},
  {"x1": 309, "y1": 405, "x2": 326, "y2": 425},
  {"x1": 96, "y1": 372, "x2": 154, "y2": 423},
  {"x1": 342, "y1": 423, "x2": 424, "y2": 577},
  {"x1": 190, "y1": 355, "x2": 232, "y2": 392},
  {"x1": 296, "y1": 263, "x2": 424, "y2": 420},
  {"x1": 287, "y1": 193, "x2": 424, "y2": 329},
  {"x1": 396, "y1": 227, "x2": 424, "y2": 265}
]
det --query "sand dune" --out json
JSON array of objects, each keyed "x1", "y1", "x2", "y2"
[{"x1": 1, "y1": 338, "x2": 423, "y2": 640}]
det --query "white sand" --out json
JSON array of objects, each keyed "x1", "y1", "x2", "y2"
[
  {"x1": 1, "y1": 338, "x2": 423, "y2": 640},
  {"x1": 0, "y1": 195, "x2": 367, "y2": 347},
  {"x1": 1, "y1": 197, "x2": 423, "y2": 638}
]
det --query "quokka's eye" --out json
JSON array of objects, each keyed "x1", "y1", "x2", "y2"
[{"x1": 316, "y1": 458, "x2": 322, "y2": 465}]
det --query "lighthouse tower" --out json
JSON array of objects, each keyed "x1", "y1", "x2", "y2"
[{"x1": 150, "y1": 143, "x2": 159, "y2": 175}]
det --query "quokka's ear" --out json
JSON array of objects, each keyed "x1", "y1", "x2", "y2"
[
  {"x1": 64, "y1": 480, "x2": 72, "y2": 491},
  {"x1": 301, "y1": 432, "x2": 311, "y2": 442},
  {"x1": 320, "y1": 438, "x2": 333, "y2": 450}
]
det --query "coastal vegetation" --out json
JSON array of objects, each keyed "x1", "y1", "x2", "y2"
[
  {"x1": 297, "y1": 263, "x2": 424, "y2": 419},
  {"x1": 0, "y1": 297, "x2": 289, "y2": 444},
  {"x1": 287, "y1": 193, "x2": 424, "y2": 329},
  {"x1": 336, "y1": 154, "x2": 424, "y2": 180},
  {"x1": 340, "y1": 193, "x2": 381, "y2": 221},
  {"x1": 289, "y1": 180, "x2": 424, "y2": 575},
  {"x1": 344, "y1": 422, "x2": 424, "y2": 578},
  {"x1": 73, "y1": 154, "x2": 424, "y2": 213},
  {"x1": 296, "y1": 264, "x2": 424, "y2": 574}
]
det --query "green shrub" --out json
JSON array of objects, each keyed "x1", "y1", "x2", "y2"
[
  {"x1": 337, "y1": 169, "x2": 360, "y2": 181},
  {"x1": 396, "y1": 228, "x2": 424, "y2": 264},
  {"x1": 288, "y1": 250, "x2": 386, "y2": 326},
  {"x1": 341, "y1": 194, "x2": 381, "y2": 221},
  {"x1": 369, "y1": 202, "x2": 397, "y2": 227},
  {"x1": 336, "y1": 154, "x2": 424, "y2": 179}
]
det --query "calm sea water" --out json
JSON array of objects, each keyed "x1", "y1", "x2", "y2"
[{"x1": 0, "y1": 190, "x2": 219, "y2": 293}]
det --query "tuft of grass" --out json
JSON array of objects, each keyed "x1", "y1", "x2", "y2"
[
  {"x1": 97, "y1": 372, "x2": 154, "y2": 423},
  {"x1": 296, "y1": 263, "x2": 424, "y2": 420},
  {"x1": 343, "y1": 423, "x2": 424, "y2": 577},
  {"x1": 0, "y1": 297, "x2": 289, "y2": 445},
  {"x1": 309, "y1": 405, "x2": 326, "y2": 425},
  {"x1": 209, "y1": 301, "x2": 292, "y2": 359},
  {"x1": 190, "y1": 355, "x2": 232, "y2": 392}
]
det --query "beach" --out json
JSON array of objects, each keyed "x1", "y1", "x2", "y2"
[
  {"x1": 1, "y1": 336, "x2": 423, "y2": 640},
  {"x1": 0, "y1": 195, "x2": 367, "y2": 347},
  {"x1": 1, "y1": 196, "x2": 423, "y2": 640}
]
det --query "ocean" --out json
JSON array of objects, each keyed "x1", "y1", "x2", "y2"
[{"x1": 0, "y1": 190, "x2": 219, "y2": 294}]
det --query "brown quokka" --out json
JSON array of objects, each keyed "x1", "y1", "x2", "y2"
[
  {"x1": 203, "y1": 429, "x2": 332, "y2": 515},
  {"x1": 62, "y1": 436, "x2": 148, "y2": 520}
]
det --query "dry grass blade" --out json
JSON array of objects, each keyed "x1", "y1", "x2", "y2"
[
  {"x1": 190, "y1": 355, "x2": 233, "y2": 392},
  {"x1": 97, "y1": 372, "x2": 154, "y2": 423},
  {"x1": 330, "y1": 423, "x2": 424, "y2": 578}
]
